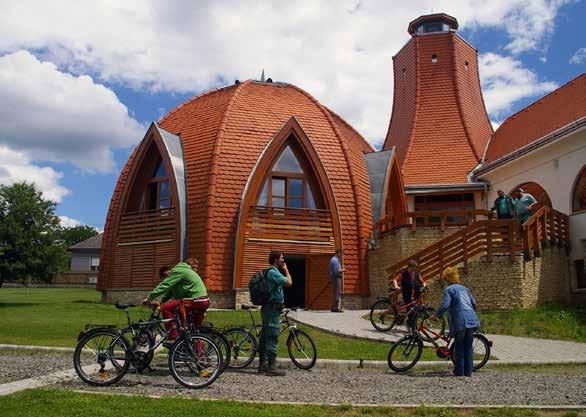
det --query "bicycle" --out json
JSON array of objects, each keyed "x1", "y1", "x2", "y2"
[
  {"x1": 369, "y1": 287, "x2": 446, "y2": 340},
  {"x1": 387, "y1": 310, "x2": 492, "y2": 373},
  {"x1": 73, "y1": 301, "x2": 222, "y2": 389},
  {"x1": 222, "y1": 304, "x2": 317, "y2": 370}
]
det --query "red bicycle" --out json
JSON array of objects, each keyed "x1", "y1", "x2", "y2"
[
  {"x1": 369, "y1": 288, "x2": 446, "y2": 340},
  {"x1": 387, "y1": 312, "x2": 491, "y2": 372}
]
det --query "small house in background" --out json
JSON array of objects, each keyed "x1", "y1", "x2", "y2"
[{"x1": 55, "y1": 233, "x2": 103, "y2": 286}]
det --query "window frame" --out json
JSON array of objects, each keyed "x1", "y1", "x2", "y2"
[{"x1": 143, "y1": 161, "x2": 171, "y2": 211}]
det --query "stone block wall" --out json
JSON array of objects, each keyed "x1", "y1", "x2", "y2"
[
  {"x1": 101, "y1": 289, "x2": 235, "y2": 308},
  {"x1": 368, "y1": 227, "x2": 464, "y2": 304}
]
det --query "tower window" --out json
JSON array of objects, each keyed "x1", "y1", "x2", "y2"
[
  {"x1": 431, "y1": 54, "x2": 438, "y2": 63},
  {"x1": 416, "y1": 21, "x2": 450, "y2": 34},
  {"x1": 402, "y1": 67, "x2": 407, "y2": 75},
  {"x1": 143, "y1": 160, "x2": 170, "y2": 211},
  {"x1": 464, "y1": 61, "x2": 469, "y2": 70}
]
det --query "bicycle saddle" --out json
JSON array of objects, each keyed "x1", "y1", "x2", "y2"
[{"x1": 115, "y1": 302, "x2": 139, "y2": 309}]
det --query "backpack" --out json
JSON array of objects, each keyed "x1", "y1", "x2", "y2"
[{"x1": 248, "y1": 268, "x2": 272, "y2": 305}]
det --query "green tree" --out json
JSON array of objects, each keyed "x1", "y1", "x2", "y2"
[
  {"x1": 58, "y1": 225, "x2": 98, "y2": 247},
  {"x1": 0, "y1": 182, "x2": 67, "y2": 287}
]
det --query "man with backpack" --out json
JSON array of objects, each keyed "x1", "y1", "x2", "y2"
[{"x1": 257, "y1": 251, "x2": 292, "y2": 376}]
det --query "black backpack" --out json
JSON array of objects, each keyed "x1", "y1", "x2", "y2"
[{"x1": 248, "y1": 268, "x2": 272, "y2": 305}]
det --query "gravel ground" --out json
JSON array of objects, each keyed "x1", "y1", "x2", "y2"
[
  {"x1": 2, "y1": 352, "x2": 584, "y2": 406},
  {"x1": 58, "y1": 362, "x2": 585, "y2": 406},
  {"x1": 0, "y1": 350, "x2": 72, "y2": 384}
]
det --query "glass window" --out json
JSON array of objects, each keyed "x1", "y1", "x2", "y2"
[
  {"x1": 154, "y1": 161, "x2": 168, "y2": 178},
  {"x1": 272, "y1": 178, "x2": 285, "y2": 197},
  {"x1": 90, "y1": 257, "x2": 100, "y2": 271},
  {"x1": 306, "y1": 183, "x2": 316, "y2": 209},
  {"x1": 147, "y1": 182, "x2": 158, "y2": 210},
  {"x1": 273, "y1": 145, "x2": 303, "y2": 173},
  {"x1": 258, "y1": 180, "x2": 269, "y2": 206},
  {"x1": 289, "y1": 178, "x2": 303, "y2": 197}
]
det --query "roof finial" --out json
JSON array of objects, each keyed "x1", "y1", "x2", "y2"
[{"x1": 260, "y1": 69, "x2": 265, "y2": 82}]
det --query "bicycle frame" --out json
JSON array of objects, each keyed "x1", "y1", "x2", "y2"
[{"x1": 243, "y1": 306, "x2": 297, "y2": 338}]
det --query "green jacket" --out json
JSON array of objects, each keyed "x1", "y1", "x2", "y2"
[{"x1": 148, "y1": 262, "x2": 207, "y2": 302}]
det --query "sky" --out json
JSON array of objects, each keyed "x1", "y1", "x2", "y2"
[{"x1": 0, "y1": 0, "x2": 584, "y2": 230}]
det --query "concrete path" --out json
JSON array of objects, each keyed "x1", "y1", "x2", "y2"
[{"x1": 290, "y1": 309, "x2": 586, "y2": 363}]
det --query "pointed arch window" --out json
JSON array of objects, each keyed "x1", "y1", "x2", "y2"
[
  {"x1": 143, "y1": 160, "x2": 170, "y2": 210},
  {"x1": 257, "y1": 143, "x2": 319, "y2": 209},
  {"x1": 572, "y1": 166, "x2": 586, "y2": 213}
]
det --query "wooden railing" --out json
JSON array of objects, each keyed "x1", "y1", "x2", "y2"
[
  {"x1": 386, "y1": 219, "x2": 519, "y2": 288},
  {"x1": 375, "y1": 209, "x2": 492, "y2": 234},
  {"x1": 246, "y1": 206, "x2": 334, "y2": 244},
  {"x1": 118, "y1": 208, "x2": 176, "y2": 245},
  {"x1": 522, "y1": 206, "x2": 569, "y2": 258}
]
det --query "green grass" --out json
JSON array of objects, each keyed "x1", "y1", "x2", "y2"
[
  {"x1": 0, "y1": 288, "x2": 440, "y2": 361},
  {"x1": 478, "y1": 304, "x2": 586, "y2": 342},
  {"x1": 0, "y1": 389, "x2": 581, "y2": 417}
]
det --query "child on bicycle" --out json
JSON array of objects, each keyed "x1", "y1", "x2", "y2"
[{"x1": 141, "y1": 258, "x2": 209, "y2": 343}]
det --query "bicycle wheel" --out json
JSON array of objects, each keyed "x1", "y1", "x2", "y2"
[
  {"x1": 450, "y1": 333, "x2": 491, "y2": 371},
  {"x1": 370, "y1": 298, "x2": 398, "y2": 332},
  {"x1": 73, "y1": 328, "x2": 130, "y2": 386},
  {"x1": 223, "y1": 327, "x2": 257, "y2": 369},
  {"x1": 287, "y1": 329, "x2": 317, "y2": 370},
  {"x1": 387, "y1": 335, "x2": 423, "y2": 372},
  {"x1": 198, "y1": 326, "x2": 231, "y2": 374},
  {"x1": 168, "y1": 335, "x2": 222, "y2": 389},
  {"x1": 414, "y1": 307, "x2": 446, "y2": 342}
]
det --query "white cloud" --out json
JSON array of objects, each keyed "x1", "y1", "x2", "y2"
[
  {"x1": 0, "y1": 1, "x2": 571, "y2": 145},
  {"x1": 0, "y1": 146, "x2": 70, "y2": 203},
  {"x1": 58, "y1": 215, "x2": 82, "y2": 228},
  {"x1": 0, "y1": 50, "x2": 144, "y2": 173},
  {"x1": 479, "y1": 52, "x2": 558, "y2": 120},
  {"x1": 569, "y1": 47, "x2": 586, "y2": 64}
]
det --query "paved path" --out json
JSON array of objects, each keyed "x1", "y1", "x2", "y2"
[{"x1": 290, "y1": 309, "x2": 586, "y2": 363}]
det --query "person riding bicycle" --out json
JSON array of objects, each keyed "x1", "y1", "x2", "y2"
[
  {"x1": 393, "y1": 260, "x2": 426, "y2": 305},
  {"x1": 141, "y1": 258, "x2": 209, "y2": 343}
]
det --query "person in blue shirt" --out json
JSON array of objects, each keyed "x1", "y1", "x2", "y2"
[
  {"x1": 329, "y1": 248, "x2": 345, "y2": 312},
  {"x1": 433, "y1": 266, "x2": 480, "y2": 377},
  {"x1": 258, "y1": 251, "x2": 292, "y2": 376},
  {"x1": 513, "y1": 187, "x2": 538, "y2": 224}
]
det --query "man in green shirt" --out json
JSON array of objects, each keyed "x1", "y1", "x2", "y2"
[
  {"x1": 258, "y1": 251, "x2": 292, "y2": 376},
  {"x1": 141, "y1": 258, "x2": 209, "y2": 340}
]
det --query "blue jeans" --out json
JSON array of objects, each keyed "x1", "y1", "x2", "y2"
[{"x1": 453, "y1": 328, "x2": 474, "y2": 377}]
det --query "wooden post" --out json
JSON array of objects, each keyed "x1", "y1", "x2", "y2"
[
  {"x1": 440, "y1": 212, "x2": 446, "y2": 231},
  {"x1": 533, "y1": 223, "x2": 542, "y2": 257},
  {"x1": 462, "y1": 228, "x2": 469, "y2": 273},
  {"x1": 486, "y1": 222, "x2": 492, "y2": 262},
  {"x1": 508, "y1": 221, "x2": 515, "y2": 262}
]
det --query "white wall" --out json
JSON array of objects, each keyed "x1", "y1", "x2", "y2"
[{"x1": 479, "y1": 128, "x2": 586, "y2": 260}]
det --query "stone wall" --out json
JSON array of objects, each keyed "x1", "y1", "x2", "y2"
[
  {"x1": 368, "y1": 226, "x2": 572, "y2": 311},
  {"x1": 101, "y1": 289, "x2": 235, "y2": 308},
  {"x1": 418, "y1": 247, "x2": 571, "y2": 311},
  {"x1": 368, "y1": 227, "x2": 464, "y2": 304}
]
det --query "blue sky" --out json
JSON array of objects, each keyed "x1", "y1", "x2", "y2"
[{"x1": 0, "y1": 1, "x2": 584, "y2": 230}]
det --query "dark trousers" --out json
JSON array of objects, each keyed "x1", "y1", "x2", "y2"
[
  {"x1": 453, "y1": 327, "x2": 475, "y2": 376},
  {"x1": 331, "y1": 277, "x2": 342, "y2": 310},
  {"x1": 259, "y1": 303, "x2": 281, "y2": 357},
  {"x1": 497, "y1": 213, "x2": 514, "y2": 220}
]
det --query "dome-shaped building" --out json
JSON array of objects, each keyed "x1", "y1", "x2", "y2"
[{"x1": 98, "y1": 79, "x2": 407, "y2": 309}]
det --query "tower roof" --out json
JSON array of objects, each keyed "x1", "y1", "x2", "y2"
[{"x1": 408, "y1": 13, "x2": 458, "y2": 35}]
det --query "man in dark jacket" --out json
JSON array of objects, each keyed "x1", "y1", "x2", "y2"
[{"x1": 490, "y1": 189, "x2": 515, "y2": 219}]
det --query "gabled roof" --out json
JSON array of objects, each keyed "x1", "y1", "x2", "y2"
[
  {"x1": 69, "y1": 233, "x2": 103, "y2": 251},
  {"x1": 483, "y1": 73, "x2": 586, "y2": 164}
]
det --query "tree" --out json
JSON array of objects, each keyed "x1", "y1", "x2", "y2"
[
  {"x1": 58, "y1": 225, "x2": 98, "y2": 248},
  {"x1": 0, "y1": 182, "x2": 68, "y2": 287}
]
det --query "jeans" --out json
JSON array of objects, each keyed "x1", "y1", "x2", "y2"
[
  {"x1": 331, "y1": 277, "x2": 342, "y2": 310},
  {"x1": 259, "y1": 303, "x2": 281, "y2": 357},
  {"x1": 453, "y1": 327, "x2": 475, "y2": 377}
]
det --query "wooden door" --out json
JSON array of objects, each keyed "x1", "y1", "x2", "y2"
[{"x1": 305, "y1": 254, "x2": 332, "y2": 310}]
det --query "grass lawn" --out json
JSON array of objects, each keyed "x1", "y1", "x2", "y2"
[
  {"x1": 0, "y1": 288, "x2": 439, "y2": 361},
  {"x1": 478, "y1": 304, "x2": 586, "y2": 343},
  {"x1": 0, "y1": 389, "x2": 582, "y2": 417}
]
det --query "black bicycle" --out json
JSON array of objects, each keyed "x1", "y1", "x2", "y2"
[
  {"x1": 222, "y1": 304, "x2": 317, "y2": 370},
  {"x1": 73, "y1": 301, "x2": 222, "y2": 389}
]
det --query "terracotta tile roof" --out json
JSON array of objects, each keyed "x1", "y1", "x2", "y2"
[
  {"x1": 484, "y1": 73, "x2": 586, "y2": 163},
  {"x1": 158, "y1": 81, "x2": 373, "y2": 294},
  {"x1": 383, "y1": 33, "x2": 492, "y2": 185}
]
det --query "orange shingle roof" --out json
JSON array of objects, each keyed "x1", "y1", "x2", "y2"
[
  {"x1": 383, "y1": 32, "x2": 492, "y2": 185},
  {"x1": 484, "y1": 73, "x2": 586, "y2": 163},
  {"x1": 158, "y1": 81, "x2": 374, "y2": 294}
]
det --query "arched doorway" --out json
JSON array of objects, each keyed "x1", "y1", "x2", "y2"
[
  {"x1": 234, "y1": 118, "x2": 342, "y2": 309},
  {"x1": 509, "y1": 182, "x2": 552, "y2": 209},
  {"x1": 571, "y1": 165, "x2": 586, "y2": 213}
]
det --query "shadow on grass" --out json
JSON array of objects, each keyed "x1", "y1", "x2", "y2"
[{"x1": 0, "y1": 302, "x2": 40, "y2": 308}]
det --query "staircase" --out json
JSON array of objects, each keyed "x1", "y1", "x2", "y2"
[{"x1": 385, "y1": 206, "x2": 570, "y2": 290}]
